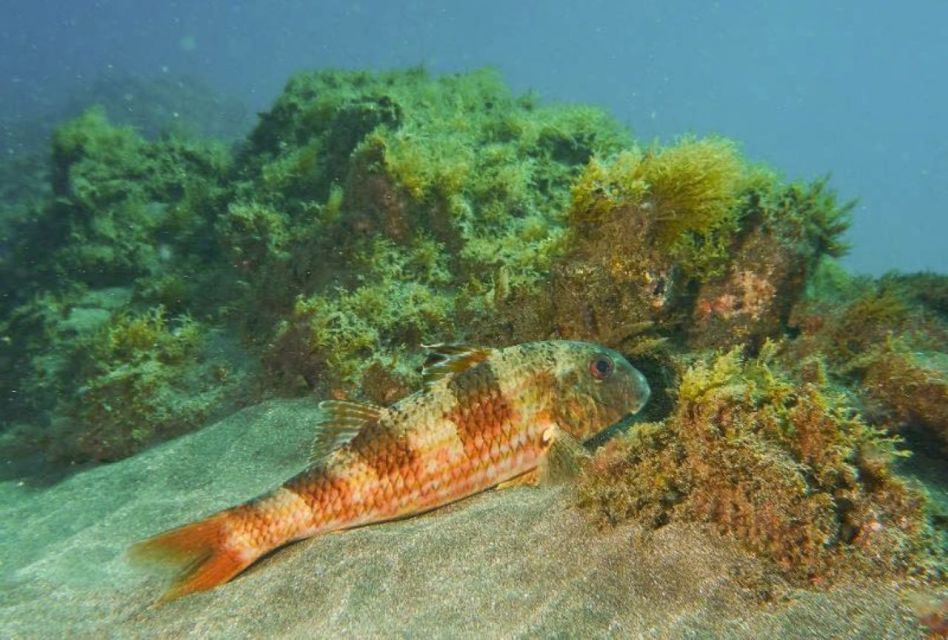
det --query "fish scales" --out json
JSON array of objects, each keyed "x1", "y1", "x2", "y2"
[
  {"x1": 130, "y1": 341, "x2": 651, "y2": 601},
  {"x1": 251, "y1": 345, "x2": 552, "y2": 542}
]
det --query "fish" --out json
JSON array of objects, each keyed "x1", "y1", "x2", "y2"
[{"x1": 129, "y1": 340, "x2": 651, "y2": 601}]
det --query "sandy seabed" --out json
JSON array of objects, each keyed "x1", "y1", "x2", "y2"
[{"x1": 0, "y1": 399, "x2": 929, "y2": 639}]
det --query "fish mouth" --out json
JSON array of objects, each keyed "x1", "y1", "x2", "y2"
[
  {"x1": 583, "y1": 392, "x2": 650, "y2": 448},
  {"x1": 589, "y1": 382, "x2": 649, "y2": 420}
]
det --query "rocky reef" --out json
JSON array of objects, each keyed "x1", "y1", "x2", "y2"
[
  {"x1": 578, "y1": 345, "x2": 936, "y2": 585},
  {"x1": 0, "y1": 68, "x2": 944, "y2": 611}
]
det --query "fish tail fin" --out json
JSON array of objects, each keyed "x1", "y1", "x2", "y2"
[{"x1": 129, "y1": 512, "x2": 254, "y2": 603}]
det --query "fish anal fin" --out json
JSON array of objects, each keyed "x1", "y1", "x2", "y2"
[
  {"x1": 538, "y1": 426, "x2": 589, "y2": 485},
  {"x1": 310, "y1": 400, "x2": 384, "y2": 464},
  {"x1": 129, "y1": 512, "x2": 253, "y2": 603},
  {"x1": 421, "y1": 343, "x2": 493, "y2": 386}
]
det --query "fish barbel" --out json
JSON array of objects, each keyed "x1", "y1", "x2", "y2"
[{"x1": 130, "y1": 340, "x2": 650, "y2": 601}]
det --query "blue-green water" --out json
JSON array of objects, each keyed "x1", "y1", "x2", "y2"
[{"x1": 2, "y1": 1, "x2": 946, "y2": 275}]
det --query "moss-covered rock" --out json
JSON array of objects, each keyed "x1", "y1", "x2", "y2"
[
  {"x1": 53, "y1": 306, "x2": 248, "y2": 462},
  {"x1": 577, "y1": 346, "x2": 941, "y2": 584},
  {"x1": 0, "y1": 109, "x2": 243, "y2": 460},
  {"x1": 263, "y1": 237, "x2": 453, "y2": 397},
  {"x1": 0, "y1": 294, "x2": 250, "y2": 462},
  {"x1": 0, "y1": 107, "x2": 233, "y2": 309},
  {"x1": 226, "y1": 68, "x2": 630, "y2": 389},
  {"x1": 787, "y1": 261, "x2": 948, "y2": 448}
]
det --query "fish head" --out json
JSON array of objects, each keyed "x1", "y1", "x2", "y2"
[{"x1": 550, "y1": 341, "x2": 651, "y2": 441}]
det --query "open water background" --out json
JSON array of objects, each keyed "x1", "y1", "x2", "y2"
[{"x1": 1, "y1": 0, "x2": 946, "y2": 274}]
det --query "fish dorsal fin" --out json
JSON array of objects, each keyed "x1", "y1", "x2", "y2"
[
  {"x1": 421, "y1": 342, "x2": 493, "y2": 386},
  {"x1": 309, "y1": 400, "x2": 384, "y2": 464}
]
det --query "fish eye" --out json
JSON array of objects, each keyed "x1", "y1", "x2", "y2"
[{"x1": 588, "y1": 354, "x2": 615, "y2": 380}]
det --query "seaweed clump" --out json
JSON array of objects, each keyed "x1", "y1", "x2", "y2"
[
  {"x1": 547, "y1": 140, "x2": 853, "y2": 356},
  {"x1": 569, "y1": 138, "x2": 743, "y2": 278},
  {"x1": 684, "y1": 175, "x2": 853, "y2": 351},
  {"x1": 0, "y1": 106, "x2": 244, "y2": 462},
  {"x1": 264, "y1": 238, "x2": 453, "y2": 399},
  {"x1": 545, "y1": 138, "x2": 744, "y2": 353},
  {"x1": 788, "y1": 262, "x2": 948, "y2": 448},
  {"x1": 858, "y1": 341, "x2": 948, "y2": 446},
  {"x1": 578, "y1": 345, "x2": 939, "y2": 584},
  {"x1": 54, "y1": 307, "x2": 246, "y2": 462}
]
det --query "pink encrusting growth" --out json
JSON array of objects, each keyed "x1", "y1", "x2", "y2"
[{"x1": 130, "y1": 340, "x2": 651, "y2": 601}]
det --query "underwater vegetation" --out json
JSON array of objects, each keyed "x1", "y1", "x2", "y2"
[
  {"x1": 225, "y1": 67, "x2": 632, "y2": 398},
  {"x1": 0, "y1": 68, "x2": 943, "y2": 592},
  {"x1": 0, "y1": 103, "x2": 245, "y2": 461},
  {"x1": 56, "y1": 305, "x2": 248, "y2": 461},
  {"x1": 788, "y1": 261, "x2": 948, "y2": 450},
  {"x1": 0, "y1": 71, "x2": 251, "y2": 233},
  {"x1": 578, "y1": 344, "x2": 938, "y2": 585}
]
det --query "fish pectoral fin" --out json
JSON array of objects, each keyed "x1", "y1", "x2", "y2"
[
  {"x1": 310, "y1": 400, "x2": 384, "y2": 464},
  {"x1": 420, "y1": 342, "x2": 494, "y2": 387},
  {"x1": 496, "y1": 469, "x2": 539, "y2": 490},
  {"x1": 538, "y1": 426, "x2": 589, "y2": 485}
]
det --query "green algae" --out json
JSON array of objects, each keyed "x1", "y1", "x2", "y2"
[
  {"x1": 53, "y1": 306, "x2": 250, "y2": 462},
  {"x1": 230, "y1": 68, "x2": 627, "y2": 293},
  {"x1": 569, "y1": 137, "x2": 744, "y2": 280},
  {"x1": 0, "y1": 105, "x2": 242, "y2": 462},
  {"x1": 3, "y1": 106, "x2": 234, "y2": 297},
  {"x1": 577, "y1": 345, "x2": 941, "y2": 584},
  {"x1": 747, "y1": 173, "x2": 854, "y2": 259},
  {"x1": 265, "y1": 237, "x2": 454, "y2": 396},
  {"x1": 219, "y1": 68, "x2": 631, "y2": 397},
  {"x1": 788, "y1": 260, "x2": 948, "y2": 449}
]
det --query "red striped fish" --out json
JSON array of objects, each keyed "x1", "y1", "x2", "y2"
[{"x1": 130, "y1": 340, "x2": 651, "y2": 601}]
